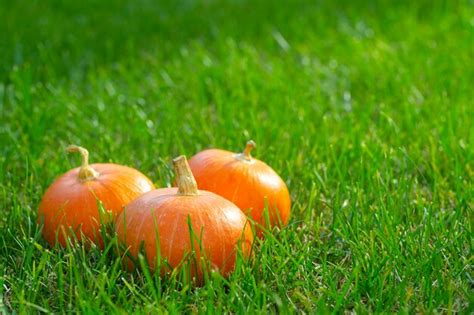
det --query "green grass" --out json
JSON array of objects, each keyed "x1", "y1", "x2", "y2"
[{"x1": 1, "y1": 0, "x2": 473, "y2": 313}]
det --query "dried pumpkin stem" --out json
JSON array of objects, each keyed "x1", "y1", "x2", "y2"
[
  {"x1": 243, "y1": 140, "x2": 256, "y2": 158},
  {"x1": 173, "y1": 155, "x2": 199, "y2": 195},
  {"x1": 66, "y1": 145, "x2": 99, "y2": 181},
  {"x1": 236, "y1": 140, "x2": 256, "y2": 162}
]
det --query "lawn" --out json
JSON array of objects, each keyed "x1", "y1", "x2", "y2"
[{"x1": 1, "y1": 0, "x2": 473, "y2": 313}]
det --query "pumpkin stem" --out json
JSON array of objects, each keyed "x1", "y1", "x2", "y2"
[
  {"x1": 236, "y1": 140, "x2": 256, "y2": 161},
  {"x1": 173, "y1": 155, "x2": 199, "y2": 195},
  {"x1": 243, "y1": 140, "x2": 256, "y2": 158},
  {"x1": 66, "y1": 145, "x2": 100, "y2": 181}
]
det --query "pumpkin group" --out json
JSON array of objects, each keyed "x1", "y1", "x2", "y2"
[
  {"x1": 188, "y1": 141, "x2": 291, "y2": 235},
  {"x1": 38, "y1": 145, "x2": 155, "y2": 247},
  {"x1": 38, "y1": 140, "x2": 291, "y2": 281},
  {"x1": 115, "y1": 155, "x2": 253, "y2": 281}
]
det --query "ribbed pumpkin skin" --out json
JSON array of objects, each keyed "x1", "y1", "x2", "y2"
[
  {"x1": 38, "y1": 163, "x2": 155, "y2": 247},
  {"x1": 188, "y1": 149, "x2": 291, "y2": 232},
  {"x1": 115, "y1": 188, "x2": 253, "y2": 279}
]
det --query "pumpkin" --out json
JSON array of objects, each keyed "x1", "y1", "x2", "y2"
[
  {"x1": 115, "y1": 155, "x2": 253, "y2": 281},
  {"x1": 38, "y1": 145, "x2": 155, "y2": 247},
  {"x1": 188, "y1": 140, "x2": 291, "y2": 235}
]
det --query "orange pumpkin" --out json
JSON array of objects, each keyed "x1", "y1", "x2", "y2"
[
  {"x1": 188, "y1": 140, "x2": 291, "y2": 235},
  {"x1": 115, "y1": 155, "x2": 253, "y2": 281},
  {"x1": 38, "y1": 145, "x2": 155, "y2": 247}
]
